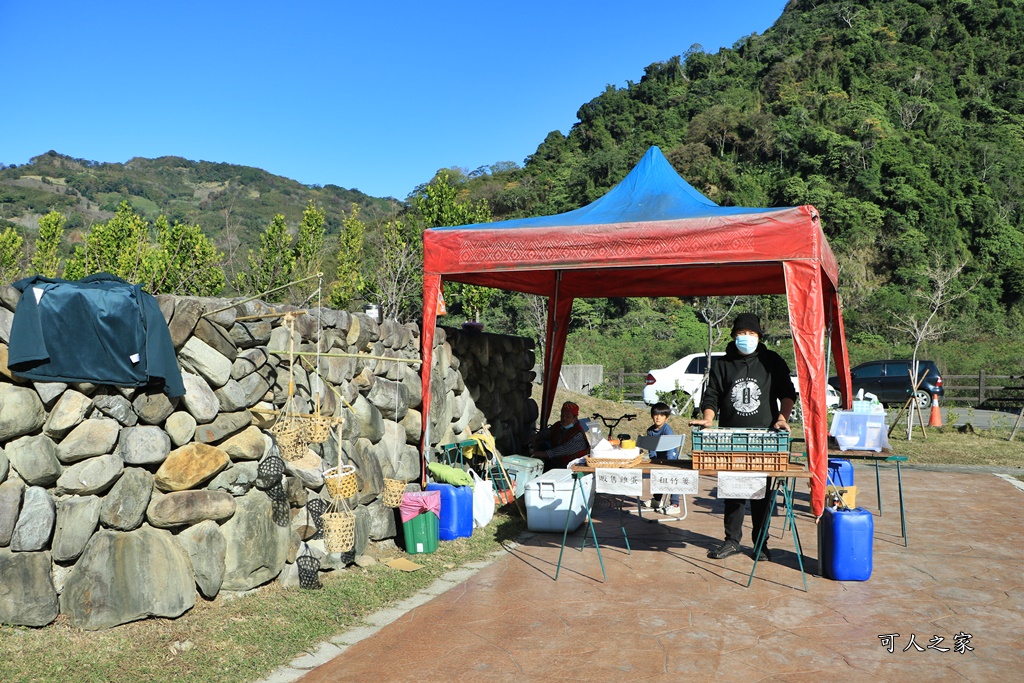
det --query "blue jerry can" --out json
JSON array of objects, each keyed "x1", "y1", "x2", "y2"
[{"x1": 820, "y1": 506, "x2": 874, "y2": 581}]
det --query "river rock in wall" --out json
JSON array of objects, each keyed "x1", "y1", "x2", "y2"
[
  {"x1": 56, "y1": 418, "x2": 120, "y2": 464},
  {"x1": 92, "y1": 393, "x2": 139, "y2": 427},
  {"x1": 0, "y1": 548, "x2": 58, "y2": 627},
  {"x1": 11, "y1": 486, "x2": 55, "y2": 551},
  {"x1": 42, "y1": 389, "x2": 92, "y2": 439},
  {"x1": 5, "y1": 434, "x2": 62, "y2": 487},
  {"x1": 60, "y1": 526, "x2": 197, "y2": 630},
  {"x1": 180, "y1": 337, "x2": 232, "y2": 388},
  {"x1": 176, "y1": 519, "x2": 226, "y2": 598},
  {"x1": 0, "y1": 478, "x2": 26, "y2": 546},
  {"x1": 195, "y1": 410, "x2": 252, "y2": 444},
  {"x1": 218, "y1": 426, "x2": 267, "y2": 461},
  {"x1": 167, "y1": 298, "x2": 204, "y2": 349},
  {"x1": 146, "y1": 490, "x2": 236, "y2": 528},
  {"x1": 165, "y1": 411, "x2": 197, "y2": 447},
  {"x1": 155, "y1": 443, "x2": 230, "y2": 492},
  {"x1": 194, "y1": 318, "x2": 238, "y2": 362},
  {"x1": 0, "y1": 384, "x2": 46, "y2": 441},
  {"x1": 180, "y1": 371, "x2": 220, "y2": 424},
  {"x1": 220, "y1": 489, "x2": 291, "y2": 591},
  {"x1": 99, "y1": 467, "x2": 153, "y2": 531},
  {"x1": 118, "y1": 425, "x2": 172, "y2": 466},
  {"x1": 132, "y1": 390, "x2": 176, "y2": 425},
  {"x1": 52, "y1": 494, "x2": 102, "y2": 562},
  {"x1": 55, "y1": 453, "x2": 124, "y2": 496}
]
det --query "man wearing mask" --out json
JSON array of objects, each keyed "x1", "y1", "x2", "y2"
[{"x1": 690, "y1": 313, "x2": 796, "y2": 560}]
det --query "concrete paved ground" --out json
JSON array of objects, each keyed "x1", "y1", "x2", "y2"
[{"x1": 282, "y1": 466, "x2": 1024, "y2": 682}]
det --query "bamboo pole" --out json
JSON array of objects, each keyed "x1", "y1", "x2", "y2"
[
  {"x1": 201, "y1": 273, "x2": 324, "y2": 318},
  {"x1": 268, "y1": 349, "x2": 423, "y2": 364}
]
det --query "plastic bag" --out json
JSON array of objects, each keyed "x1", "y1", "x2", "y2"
[{"x1": 469, "y1": 469, "x2": 495, "y2": 528}]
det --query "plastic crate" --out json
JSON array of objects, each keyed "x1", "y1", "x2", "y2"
[
  {"x1": 690, "y1": 427, "x2": 790, "y2": 453},
  {"x1": 691, "y1": 451, "x2": 789, "y2": 471}
]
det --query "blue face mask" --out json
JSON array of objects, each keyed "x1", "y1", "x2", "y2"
[{"x1": 735, "y1": 334, "x2": 759, "y2": 355}]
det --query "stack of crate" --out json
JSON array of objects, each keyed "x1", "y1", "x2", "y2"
[{"x1": 690, "y1": 427, "x2": 790, "y2": 470}]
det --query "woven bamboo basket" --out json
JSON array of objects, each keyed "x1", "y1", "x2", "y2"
[
  {"x1": 322, "y1": 511, "x2": 356, "y2": 553},
  {"x1": 307, "y1": 414, "x2": 333, "y2": 444},
  {"x1": 381, "y1": 478, "x2": 405, "y2": 508},
  {"x1": 324, "y1": 465, "x2": 358, "y2": 499},
  {"x1": 271, "y1": 421, "x2": 308, "y2": 461},
  {"x1": 584, "y1": 455, "x2": 647, "y2": 468}
]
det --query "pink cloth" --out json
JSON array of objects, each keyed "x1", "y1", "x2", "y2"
[{"x1": 400, "y1": 490, "x2": 441, "y2": 523}]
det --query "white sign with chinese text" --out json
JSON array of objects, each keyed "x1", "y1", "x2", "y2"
[
  {"x1": 595, "y1": 468, "x2": 644, "y2": 495},
  {"x1": 717, "y1": 472, "x2": 768, "y2": 499},
  {"x1": 650, "y1": 469, "x2": 699, "y2": 495}
]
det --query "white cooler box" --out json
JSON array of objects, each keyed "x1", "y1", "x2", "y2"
[{"x1": 524, "y1": 469, "x2": 594, "y2": 533}]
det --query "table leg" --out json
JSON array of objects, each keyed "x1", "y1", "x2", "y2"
[
  {"x1": 874, "y1": 460, "x2": 883, "y2": 516},
  {"x1": 747, "y1": 479, "x2": 808, "y2": 591},
  {"x1": 897, "y1": 461, "x2": 908, "y2": 547},
  {"x1": 556, "y1": 474, "x2": 605, "y2": 581}
]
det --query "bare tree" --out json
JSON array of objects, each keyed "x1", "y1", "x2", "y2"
[
  {"x1": 890, "y1": 257, "x2": 975, "y2": 439},
  {"x1": 680, "y1": 296, "x2": 739, "y2": 415}
]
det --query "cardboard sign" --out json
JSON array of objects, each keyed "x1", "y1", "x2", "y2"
[
  {"x1": 717, "y1": 472, "x2": 768, "y2": 499},
  {"x1": 650, "y1": 469, "x2": 698, "y2": 495},
  {"x1": 595, "y1": 468, "x2": 643, "y2": 495}
]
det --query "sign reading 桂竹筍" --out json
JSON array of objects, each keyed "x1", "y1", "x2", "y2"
[
  {"x1": 650, "y1": 469, "x2": 698, "y2": 495},
  {"x1": 717, "y1": 472, "x2": 768, "y2": 499},
  {"x1": 595, "y1": 468, "x2": 643, "y2": 495}
]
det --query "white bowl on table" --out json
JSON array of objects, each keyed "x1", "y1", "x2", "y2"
[{"x1": 835, "y1": 434, "x2": 859, "y2": 450}]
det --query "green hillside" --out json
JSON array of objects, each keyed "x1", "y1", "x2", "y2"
[{"x1": 0, "y1": 151, "x2": 399, "y2": 250}]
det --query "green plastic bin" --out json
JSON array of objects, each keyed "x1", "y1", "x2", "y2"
[{"x1": 401, "y1": 491, "x2": 440, "y2": 555}]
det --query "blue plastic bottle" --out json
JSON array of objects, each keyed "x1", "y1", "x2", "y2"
[
  {"x1": 425, "y1": 482, "x2": 473, "y2": 540},
  {"x1": 820, "y1": 506, "x2": 873, "y2": 581},
  {"x1": 828, "y1": 458, "x2": 855, "y2": 487}
]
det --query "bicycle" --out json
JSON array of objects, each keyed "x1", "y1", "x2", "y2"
[{"x1": 589, "y1": 411, "x2": 637, "y2": 442}]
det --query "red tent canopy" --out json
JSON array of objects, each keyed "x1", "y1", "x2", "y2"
[{"x1": 420, "y1": 147, "x2": 852, "y2": 517}]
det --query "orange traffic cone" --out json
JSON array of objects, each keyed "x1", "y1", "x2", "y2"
[{"x1": 928, "y1": 394, "x2": 942, "y2": 427}]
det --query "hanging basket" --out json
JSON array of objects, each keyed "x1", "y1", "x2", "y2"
[
  {"x1": 271, "y1": 420, "x2": 309, "y2": 462},
  {"x1": 296, "y1": 553, "x2": 322, "y2": 589},
  {"x1": 323, "y1": 511, "x2": 356, "y2": 553},
  {"x1": 307, "y1": 414, "x2": 334, "y2": 444},
  {"x1": 382, "y1": 478, "x2": 405, "y2": 508},
  {"x1": 324, "y1": 465, "x2": 358, "y2": 499}
]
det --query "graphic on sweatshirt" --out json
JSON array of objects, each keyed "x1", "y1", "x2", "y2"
[{"x1": 730, "y1": 379, "x2": 761, "y2": 416}]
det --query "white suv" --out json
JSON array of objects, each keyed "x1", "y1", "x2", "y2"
[{"x1": 643, "y1": 352, "x2": 725, "y2": 409}]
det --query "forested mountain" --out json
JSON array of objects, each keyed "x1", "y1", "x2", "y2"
[
  {"x1": 0, "y1": 151, "x2": 398, "y2": 256},
  {"x1": 4, "y1": 0, "x2": 1024, "y2": 377},
  {"x1": 455, "y1": 0, "x2": 1024, "y2": 361}
]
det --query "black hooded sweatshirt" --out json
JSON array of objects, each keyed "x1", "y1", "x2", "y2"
[{"x1": 699, "y1": 341, "x2": 797, "y2": 428}]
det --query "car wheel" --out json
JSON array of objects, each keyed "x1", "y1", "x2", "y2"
[{"x1": 914, "y1": 390, "x2": 930, "y2": 409}]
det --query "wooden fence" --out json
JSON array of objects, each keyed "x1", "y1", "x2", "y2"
[
  {"x1": 943, "y1": 372, "x2": 1024, "y2": 406},
  {"x1": 605, "y1": 370, "x2": 649, "y2": 402}
]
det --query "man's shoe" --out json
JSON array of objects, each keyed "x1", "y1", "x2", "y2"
[
  {"x1": 707, "y1": 540, "x2": 741, "y2": 559},
  {"x1": 755, "y1": 546, "x2": 772, "y2": 562},
  {"x1": 664, "y1": 504, "x2": 682, "y2": 515}
]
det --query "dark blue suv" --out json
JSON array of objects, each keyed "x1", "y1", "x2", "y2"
[{"x1": 829, "y1": 360, "x2": 944, "y2": 408}]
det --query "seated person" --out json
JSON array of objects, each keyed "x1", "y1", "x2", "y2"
[{"x1": 532, "y1": 401, "x2": 591, "y2": 471}]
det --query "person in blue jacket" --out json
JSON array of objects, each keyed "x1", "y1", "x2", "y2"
[
  {"x1": 691, "y1": 313, "x2": 795, "y2": 561},
  {"x1": 646, "y1": 402, "x2": 681, "y2": 514}
]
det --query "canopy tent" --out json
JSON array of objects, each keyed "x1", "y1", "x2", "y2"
[{"x1": 420, "y1": 146, "x2": 852, "y2": 517}]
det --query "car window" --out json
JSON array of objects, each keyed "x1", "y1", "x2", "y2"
[
  {"x1": 880, "y1": 362, "x2": 913, "y2": 378},
  {"x1": 854, "y1": 363, "x2": 883, "y2": 379},
  {"x1": 686, "y1": 357, "x2": 709, "y2": 374}
]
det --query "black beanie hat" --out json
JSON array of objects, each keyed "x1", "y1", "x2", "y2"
[{"x1": 732, "y1": 312, "x2": 763, "y2": 336}]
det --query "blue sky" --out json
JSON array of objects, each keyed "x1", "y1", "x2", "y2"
[{"x1": 1, "y1": 1, "x2": 787, "y2": 200}]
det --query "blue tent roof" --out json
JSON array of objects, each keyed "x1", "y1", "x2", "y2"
[{"x1": 433, "y1": 146, "x2": 773, "y2": 231}]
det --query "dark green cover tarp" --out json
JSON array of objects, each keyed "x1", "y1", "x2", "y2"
[{"x1": 8, "y1": 273, "x2": 185, "y2": 397}]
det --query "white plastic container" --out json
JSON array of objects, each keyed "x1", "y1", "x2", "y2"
[
  {"x1": 830, "y1": 411, "x2": 889, "y2": 452},
  {"x1": 524, "y1": 470, "x2": 594, "y2": 533}
]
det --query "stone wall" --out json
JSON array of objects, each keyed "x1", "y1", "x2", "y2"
[{"x1": 0, "y1": 289, "x2": 536, "y2": 630}]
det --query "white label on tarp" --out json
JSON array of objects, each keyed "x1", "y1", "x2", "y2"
[
  {"x1": 717, "y1": 473, "x2": 767, "y2": 499},
  {"x1": 33, "y1": 286, "x2": 45, "y2": 304},
  {"x1": 595, "y1": 468, "x2": 643, "y2": 495},
  {"x1": 129, "y1": 353, "x2": 141, "y2": 364},
  {"x1": 650, "y1": 469, "x2": 698, "y2": 495}
]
